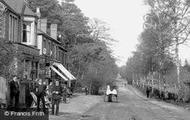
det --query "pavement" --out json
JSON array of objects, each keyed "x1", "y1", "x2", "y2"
[{"x1": 83, "y1": 85, "x2": 190, "y2": 120}]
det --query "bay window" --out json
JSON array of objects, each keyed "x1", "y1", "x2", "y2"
[{"x1": 9, "y1": 14, "x2": 18, "y2": 42}]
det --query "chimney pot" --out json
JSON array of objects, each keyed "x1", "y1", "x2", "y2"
[
  {"x1": 36, "y1": 7, "x2": 41, "y2": 18},
  {"x1": 40, "y1": 19, "x2": 47, "y2": 33}
]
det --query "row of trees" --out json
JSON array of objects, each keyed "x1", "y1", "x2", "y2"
[
  {"x1": 27, "y1": 0, "x2": 118, "y2": 94},
  {"x1": 121, "y1": 0, "x2": 190, "y2": 91}
]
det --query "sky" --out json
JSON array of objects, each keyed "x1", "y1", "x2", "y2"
[
  {"x1": 58, "y1": 0, "x2": 190, "y2": 66},
  {"x1": 74, "y1": 0, "x2": 149, "y2": 67}
]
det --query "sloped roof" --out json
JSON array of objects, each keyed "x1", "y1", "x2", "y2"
[
  {"x1": 3, "y1": 0, "x2": 36, "y2": 16},
  {"x1": 37, "y1": 29, "x2": 61, "y2": 44},
  {"x1": 24, "y1": 4, "x2": 36, "y2": 16}
]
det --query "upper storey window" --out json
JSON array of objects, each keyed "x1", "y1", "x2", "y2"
[
  {"x1": 22, "y1": 22, "x2": 31, "y2": 43},
  {"x1": 9, "y1": 14, "x2": 18, "y2": 42}
]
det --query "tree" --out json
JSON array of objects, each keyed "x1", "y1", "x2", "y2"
[
  {"x1": 144, "y1": 0, "x2": 190, "y2": 86},
  {"x1": 0, "y1": 40, "x2": 25, "y2": 80},
  {"x1": 28, "y1": 0, "x2": 118, "y2": 94}
]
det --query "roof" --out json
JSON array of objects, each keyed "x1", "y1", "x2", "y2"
[
  {"x1": 37, "y1": 29, "x2": 61, "y2": 44},
  {"x1": 3, "y1": 0, "x2": 36, "y2": 16},
  {"x1": 37, "y1": 29, "x2": 67, "y2": 52},
  {"x1": 24, "y1": 4, "x2": 36, "y2": 16}
]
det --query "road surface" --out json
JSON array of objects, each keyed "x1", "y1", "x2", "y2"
[
  {"x1": 50, "y1": 84, "x2": 190, "y2": 120},
  {"x1": 80, "y1": 85, "x2": 190, "y2": 120}
]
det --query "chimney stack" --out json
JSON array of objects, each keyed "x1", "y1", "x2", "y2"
[
  {"x1": 50, "y1": 24, "x2": 57, "y2": 40},
  {"x1": 40, "y1": 19, "x2": 47, "y2": 33}
]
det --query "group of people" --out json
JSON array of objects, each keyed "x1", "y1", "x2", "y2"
[
  {"x1": 34, "y1": 78, "x2": 71, "y2": 115},
  {"x1": 8, "y1": 75, "x2": 71, "y2": 115}
]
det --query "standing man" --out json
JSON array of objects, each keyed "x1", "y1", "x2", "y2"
[
  {"x1": 84, "y1": 86, "x2": 88, "y2": 95},
  {"x1": 9, "y1": 76, "x2": 20, "y2": 110},
  {"x1": 36, "y1": 79, "x2": 47, "y2": 112},
  {"x1": 52, "y1": 80, "x2": 62, "y2": 115},
  {"x1": 62, "y1": 84, "x2": 67, "y2": 103},
  {"x1": 146, "y1": 86, "x2": 151, "y2": 98}
]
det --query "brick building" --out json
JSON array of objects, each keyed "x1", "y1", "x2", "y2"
[
  {"x1": 37, "y1": 17, "x2": 76, "y2": 86},
  {"x1": 0, "y1": 0, "x2": 40, "y2": 107},
  {"x1": 0, "y1": 0, "x2": 76, "y2": 108}
]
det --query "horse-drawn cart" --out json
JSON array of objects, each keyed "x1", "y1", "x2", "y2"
[{"x1": 104, "y1": 85, "x2": 118, "y2": 102}]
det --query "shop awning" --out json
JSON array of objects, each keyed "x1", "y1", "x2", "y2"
[
  {"x1": 50, "y1": 66, "x2": 68, "y2": 81},
  {"x1": 53, "y1": 62, "x2": 76, "y2": 80}
]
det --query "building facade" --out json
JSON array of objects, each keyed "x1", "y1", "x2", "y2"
[
  {"x1": 36, "y1": 17, "x2": 76, "y2": 87},
  {"x1": 37, "y1": 18, "x2": 68, "y2": 83},
  {"x1": 0, "y1": 0, "x2": 75, "y2": 108},
  {"x1": 1, "y1": 0, "x2": 40, "y2": 107}
]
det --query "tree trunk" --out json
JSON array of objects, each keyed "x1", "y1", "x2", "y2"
[{"x1": 175, "y1": 39, "x2": 180, "y2": 87}]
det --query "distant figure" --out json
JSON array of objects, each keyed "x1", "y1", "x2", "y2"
[
  {"x1": 84, "y1": 86, "x2": 89, "y2": 95},
  {"x1": 9, "y1": 76, "x2": 20, "y2": 109},
  {"x1": 62, "y1": 84, "x2": 67, "y2": 103},
  {"x1": 146, "y1": 86, "x2": 151, "y2": 98},
  {"x1": 106, "y1": 85, "x2": 112, "y2": 102},
  {"x1": 52, "y1": 80, "x2": 62, "y2": 115}
]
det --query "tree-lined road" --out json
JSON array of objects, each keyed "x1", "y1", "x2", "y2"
[{"x1": 81, "y1": 85, "x2": 190, "y2": 120}]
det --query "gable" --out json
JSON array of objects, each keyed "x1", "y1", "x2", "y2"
[{"x1": 3, "y1": 0, "x2": 36, "y2": 16}]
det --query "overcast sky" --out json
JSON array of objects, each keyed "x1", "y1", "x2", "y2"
[
  {"x1": 58, "y1": 0, "x2": 190, "y2": 66},
  {"x1": 74, "y1": 0, "x2": 149, "y2": 67}
]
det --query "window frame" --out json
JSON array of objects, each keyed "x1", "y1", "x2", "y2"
[
  {"x1": 22, "y1": 21, "x2": 32, "y2": 43},
  {"x1": 9, "y1": 13, "x2": 18, "y2": 42}
]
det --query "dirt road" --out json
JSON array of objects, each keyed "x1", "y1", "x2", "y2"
[{"x1": 81, "y1": 85, "x2": 190, "y2": 120}]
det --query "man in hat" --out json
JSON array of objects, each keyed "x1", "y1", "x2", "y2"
[
  {"x1": 36, "y1": 79, "x2": 47, "y2": 112},
  {"x1": 51, "y1": 80, "x2": 62, "y2": 115},
  {"x1": 9, "y1": 76, "x2": 20, "y2": 110}
]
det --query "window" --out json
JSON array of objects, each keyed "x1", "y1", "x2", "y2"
[
  {"x1": 22, "y1": 22, "x2": 31, "y2": 43},
  {"x1": 48, "y1": 41, "x2": 51, "y2": 55},
  {"x1": 63, "y1": 53, "x2": 66, "y2": 65},
  {"x1": 34, "y1": 22, "x2": 37, "y2": 46},
  {"x1": 59, "y1": 51, "x2": 62, "y2": 61},
  {"x1": 9, "y1": 14, "x2": 18, "y2": 42},
  {"x1": 54, "y1": 45, "x2": 57, "y2": 59},
  {"x1": 43, "y1": 38, "x2": 46, "y2": 54},
  {"x1": 56, "y1": 46, "x2": 59, "y2": 60},
  {"x1": 52, "y1": 43, "x2": 55, "y2": 58},
  {"x1": 22, "y1": 24, "x2": 27, "y2": 42},
  {"x1": 0, "y1": 14, "x2": 5, "y2": 38}
]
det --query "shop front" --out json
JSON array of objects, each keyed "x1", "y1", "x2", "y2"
[
  {"x1": 50, "y1": 62, "x2": 76, "y2": 89},
  {"x1": 14, "y1": 43, "x2": 40, "y2": 108}
]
